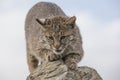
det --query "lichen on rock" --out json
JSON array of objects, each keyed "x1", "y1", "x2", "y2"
[{"x1": 27, "y1": 60, "x2": 102, "y2": 80}]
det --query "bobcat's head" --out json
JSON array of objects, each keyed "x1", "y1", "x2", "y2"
[{"x1": 36, "y1": 16, "x2": 76, "y2": 54}]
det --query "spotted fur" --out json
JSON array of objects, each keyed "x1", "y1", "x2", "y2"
[{"x1": 25, "y1": 2, "x2": 83, "y2": 73}]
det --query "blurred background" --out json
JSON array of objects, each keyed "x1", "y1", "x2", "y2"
[{"x1": 0, "y1": 0, "x2": 120, "y2": 80}]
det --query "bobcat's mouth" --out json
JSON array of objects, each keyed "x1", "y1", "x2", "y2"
[
  {"x1": 53, "y1": 49, "x2": 64, "y2": 54},
  {"x1": 55, "y1": 49, "x2": 62, "y2": 52}
]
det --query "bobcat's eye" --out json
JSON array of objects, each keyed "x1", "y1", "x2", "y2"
[
  {"x1": 48, "y1": 36, "x2": 54, "y2": 40},
  {"x1": 60, "y1": 36, "x2": 66, "y2": 40}
]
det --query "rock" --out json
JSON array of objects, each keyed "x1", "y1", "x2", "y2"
[{"x1": 27, "y1": 60, "x2": 102, "y2": 80}]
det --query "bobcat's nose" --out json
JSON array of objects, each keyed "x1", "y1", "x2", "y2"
[
  {"x1": 54, "y1": 44, "x2": 62, "y2": 52},
  {"x1": 54, "y1": 44, "x2": 60, "y2": 49},
  {"x1": 54, "y1": 39, "x2": 60, "y2": 50}
]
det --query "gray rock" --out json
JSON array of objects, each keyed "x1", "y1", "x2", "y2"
[{"x1": 27, "y1": 60, "x2": 102, "y2": 80}]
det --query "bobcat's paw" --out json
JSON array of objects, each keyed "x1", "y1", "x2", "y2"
[{"x1": 65, "y1": 61, "x2": 78, "y2": 70}]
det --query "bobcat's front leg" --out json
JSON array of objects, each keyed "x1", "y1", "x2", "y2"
[
  {"x1": 27, "y1": 54, "x2": 38, "y2": 73},
  {"x1": 63, "y1": 53, "x2": 83, "y2": 70}
]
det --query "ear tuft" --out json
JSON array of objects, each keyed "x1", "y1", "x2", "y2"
[
  {"x1": 36, "y1": 18, "x2": 45, "y2": 25},
  {"x1": 66, "y1": 16, "x2": 76, "y2": 26}
]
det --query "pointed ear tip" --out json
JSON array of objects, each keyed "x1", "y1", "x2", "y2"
[
  {"x1": 73, "y1": 16, "x2": 76, "y2": 18},
  {"x1": 72, "y1": 16, "x2": 76, "y2": 20}
]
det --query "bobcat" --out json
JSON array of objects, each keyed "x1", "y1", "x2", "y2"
[{"x1": 25, "y1": 2, "x2": 83, "y2": 73}]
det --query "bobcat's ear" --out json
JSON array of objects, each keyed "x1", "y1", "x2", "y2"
[
  {"x1": 66, "y1": 16, "x2": 76, "y2": 28},
  {"x1": 36, "y1": 18, "x2": 45, "y2": 26}
]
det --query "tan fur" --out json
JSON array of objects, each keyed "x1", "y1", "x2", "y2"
[{"x1": 25, "y1": 2, "x2": 83, "y2": 73}]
